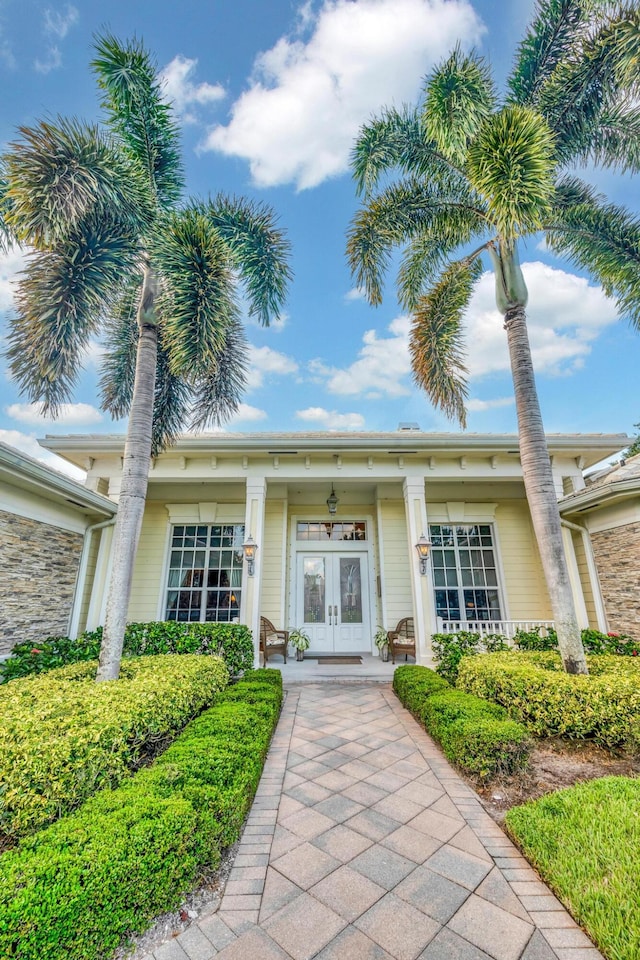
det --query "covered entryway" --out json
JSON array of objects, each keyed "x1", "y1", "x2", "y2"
[{"x1": 295, "y1": 550, "x2": 371, "y2": 652}]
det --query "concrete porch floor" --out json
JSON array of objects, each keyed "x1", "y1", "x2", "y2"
[{"x1": 262, "y1": 653, "x2": 425, "y2": 682}]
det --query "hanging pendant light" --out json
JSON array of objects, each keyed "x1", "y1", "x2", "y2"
[{"x1": 326, "y1": 485, "x2": 339, "y2": 515}]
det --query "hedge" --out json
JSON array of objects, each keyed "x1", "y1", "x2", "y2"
[
  {"x1": 393, "y1": 665, "x2": 530, "y2": 779},
  {"x1": 506, "y1": 777, "x2": 640, "y2": 960},
  {"x1": 0, "y1": 655, "x2": 229, "y2": 838},
  {"x1": 457, "y1": 652, "x2": 640, "y2": 747},
  {"x1": 0, "y1": 621, "x2": 254, "y2": 683},
  {"x1": 0, "y1": 670, "x2": 282, "y2": 960}
]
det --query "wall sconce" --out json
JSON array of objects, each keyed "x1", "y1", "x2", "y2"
[
  {"x1": 242, "y1": 536, "x2": 258, "y2": 576},
  {"x1": 415, "y1": 534, "x2": 432, "y2": 575},
  {"x1": 326, "y1": 485, "x2": 339, "y2": 515}
]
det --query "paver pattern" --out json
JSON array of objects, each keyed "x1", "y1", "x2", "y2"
[{"x1": 143, "y1": 683, "x2": 603, "y2": 960}]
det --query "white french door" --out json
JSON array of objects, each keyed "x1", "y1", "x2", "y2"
[{"x1": 295, "y1": 552, "x2": 371, "y2": 652}]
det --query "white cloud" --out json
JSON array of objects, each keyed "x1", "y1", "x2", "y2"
[
  {"x1": 231, "y1": 403, "x2": 268, "y2": 423},
  {"x1": 296, "y1": 406, "x2": 365, "y2": 430},
  {"x1": 248, "y1": 345, "x2": 299, "y2": 388},
  {"x1": 159, "y1": 55, "x2": 225, "y2": 123},
  {"x1": 205, "y1": 0, "x2": 483, "y2": 189},
  {"x1": 6, "y1": 402, "x2": 103, "y2": 427},
  {"x1": 0, "y1": 245, "x2": 27, "y2": 312},
  {"x1": 313, "y1": 315, "x2": 412, "y2": 397},
  {"x1": 312, "y1": 262, "x2": 620, "y2": 401},
  {"x1": 0, "y1": 429, "x2": 85, "y2": 481},
  {"x1": 344, "y1": 287, "x2": 367, "y2": 303},
  {"x1": 465, "y1": 262, "x2": 619, "y2": 379},
  {"x1": 35, "y1": 4, "x2": 78, "y2": 74},
  {"x1": 467, "y1": 397, "x2": 515, "y2": 412}
]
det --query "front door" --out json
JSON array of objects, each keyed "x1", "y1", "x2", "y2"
[{"x1": 296, "y1": 552, "x2": 371, "y2": 652}]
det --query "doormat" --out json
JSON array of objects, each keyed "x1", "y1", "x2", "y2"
[{"x1": 314, "y1": 655, "x2": 363, "y2": 665}]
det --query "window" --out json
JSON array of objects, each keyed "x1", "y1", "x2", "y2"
[
  {"x1": 165, "y1": 524, "x2": 245, "y2": 622},
  {"x1": 296, "y1": 521, "x2": 367, "y2": 541},
  {"x1": 430, "y1": 524, "x2": 501, "y2": 622}
]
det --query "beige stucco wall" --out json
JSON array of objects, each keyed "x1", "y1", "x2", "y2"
[
  {"x1": 378, "y1": 499, "x2": 413, "y2": 629},
  {"x1": 0, "y1": 509, "x2": 83, "y2": 654},
  {"x1": 261, "y1": 499, "x2": 286, "y2": 625},
  {"x1": 494, "y1": 501, "x2": 552, "y2": 620}
]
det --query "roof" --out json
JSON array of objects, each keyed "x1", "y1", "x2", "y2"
[
  {"x1": 40, "y1": 430, "x2": 629, "y2": 471},
  {"x1": 0, "y1": 441, "x2": 117, "y2": 518},
  {"x1": 559, "y1": 452, "x2": 640, "y2": 514}
]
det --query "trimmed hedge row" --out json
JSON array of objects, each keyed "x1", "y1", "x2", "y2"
[
  {"x1": 0, "y1": 621, "x2": 255, "y2": 683},
  {"x1": 393, "y1": 665, "x2": 530, "y2": 779},
  {"x1": 0, "y1": 655, "x2": 229, "y2": 837},
  {"x1": 0, "y1": 670, "x2": 282, "y2": 960},
  {"x1": 457, "y1": 652, "x2": 640, "y2": 747}
]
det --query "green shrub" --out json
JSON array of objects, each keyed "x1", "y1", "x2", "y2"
[
  {"x1": 393, "y1": 665, "x2": 530, "y2": 779},
  {"x1": 0, "y1": 621, "x2": 254, "y2": 683},
  {"x1": 458, "y1": 652, "x2": 640, "y2": 746},
  {"x1": 0, "y1": 655, "x2": 229, "y2": 838},
  {"x1": 513, "y1": 626, "x2": 640, "y2": 656},
  {"x1": 431, "y1": 631, "x2": 509, "y2": 683},
  {"x1": 506, "y1": 777, "x2": 640, "y2": 960},
  {"x1": 0, "y1": 671, "x2": 282, "y2": 960}
]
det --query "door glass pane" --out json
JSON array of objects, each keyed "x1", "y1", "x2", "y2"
[
  {"x1": 340, "y1": 558, "x2": 362, "y2": 624},
  {"x1": 304, "y1": 558, "x2": 325, "y2": 623}
]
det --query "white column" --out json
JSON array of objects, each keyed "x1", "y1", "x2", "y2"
[
  {"x1": 241, "y1": 477, "x2": 267, "y2": 668},
  {"x1": 87, "y1": 524, "x2": 115, "y2": 630},
  {"x1": 402, "y1": 476, "x2": 437, "y2": 664},
  {"x1": 561, "y1": 526, "x2": 589, "y2": 629}
]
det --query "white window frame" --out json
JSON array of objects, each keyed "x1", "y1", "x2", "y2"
[{"x1": 429, "y1": 521, "x2": 505, "y2": 624}]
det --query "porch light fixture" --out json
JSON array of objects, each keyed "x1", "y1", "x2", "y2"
[
  {"x1": 242, "y1": 536, "x2": 258, "y2": 576},
  {"x1": 326, "y1": 485, "x2": 339, "y2": 515},
  {"x1": 415, "y1": 534, "x2": 432, "y2": 575}
]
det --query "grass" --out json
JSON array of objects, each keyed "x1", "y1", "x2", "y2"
[{"x1": 506, "y1": 776, "x2": 640, "y2": 960}]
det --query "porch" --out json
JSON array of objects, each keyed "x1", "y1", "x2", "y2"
[{"x1": 262, "y1": 652, "x2": 419, "y2": 681}]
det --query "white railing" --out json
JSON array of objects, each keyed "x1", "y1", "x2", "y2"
[{"x1": 435, "y1": 619, "x2": 555, "y2": 645}]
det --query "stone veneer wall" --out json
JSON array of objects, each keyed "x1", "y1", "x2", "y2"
[
  {"x1": 591, "y1": 520, "x2": 640, "y2": 639},
  {"x1": 0, "y1": 509, "x2": 83, "y2": 656}
]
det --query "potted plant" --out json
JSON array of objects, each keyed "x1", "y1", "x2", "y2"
[
  {"x1": 374, "y1": 626, "x2": 390, "y2": 662},
  {"x1": 289, "y1": 627, "x2": 311, "y2": 661}
]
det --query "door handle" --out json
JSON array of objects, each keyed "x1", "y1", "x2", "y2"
[
  {"x1": 333, "y1": 605, "x2": 338, "y2": 622},
  {"x1": 328, "y1": 608, "x2": 332, "y2": 625}
]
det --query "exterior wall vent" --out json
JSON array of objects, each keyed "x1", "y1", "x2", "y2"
[{"x1": 397, "y1": 422, "x2": 420, "y2": 431}]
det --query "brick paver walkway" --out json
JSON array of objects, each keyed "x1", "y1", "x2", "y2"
[{"x1": 144, "y1": 683, "x2": 603, "y2": 960}]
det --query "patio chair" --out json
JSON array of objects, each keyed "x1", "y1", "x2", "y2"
[
  {"x1": 388, "y1": 617, "x2": 415, "y2": 664},
  {"x1": 260, "y1": 617, "x2": 289, "y2": 666}
]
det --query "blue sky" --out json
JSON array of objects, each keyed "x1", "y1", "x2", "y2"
[{"x1": 0, "y1": 0, "x2": 637, "y2": 478}]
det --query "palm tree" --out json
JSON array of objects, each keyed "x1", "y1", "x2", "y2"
[
  {"x1": 347, "y1": 1, "x2": 640, "y2": 675},
  {"x1": 2, "y1": 35, "x2": 291, "y2": 681}
]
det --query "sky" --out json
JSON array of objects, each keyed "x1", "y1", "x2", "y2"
[{"x1": 0, "y1": 0, "x2": 637, "y2": 480}]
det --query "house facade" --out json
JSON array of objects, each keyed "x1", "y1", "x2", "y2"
[
  {"x1": 39, "y1": 429, "x2": 627, "y2": 665},
  {"x1": 0, "y1": 442, "x2": 116, "y2": 656}
]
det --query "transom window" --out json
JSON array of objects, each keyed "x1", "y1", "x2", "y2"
[
  {"x1": 165, "y1": 524, "x2": 245, "y2": 622},
  {"x1": 296, "y1": 521, "x2": 367, "y2": 541},
  {"x1": 430, "y1": 524, "x2": 501, "y2": 622}
]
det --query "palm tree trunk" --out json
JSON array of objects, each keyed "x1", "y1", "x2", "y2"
[
  {"x1": 97, "y1": 268, "x2": 159, "y2": 681},
  {"x1": 504, "y1": 303, "x2": 588, "y2": 675}
]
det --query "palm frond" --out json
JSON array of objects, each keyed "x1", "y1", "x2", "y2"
[
  {"x1": 350, "y1": 105, "x2": 465, "y2": 197},
  {"x1": 535, "y1": 4, "x2": 640, "y2": 166},
  {"x1": 508, "y1": 0, "x2": 593, "y2": 105},
  {"x1": 4, "y1": 118, "x2": 152, "y2": 248},
  {"x1": 189, "y1": 319, "x2": 249, "y2": 431},
  {"x1": 347, "y1": 178, "x2": 486, "y2": 305},
  {"x1": 99, "y1": 276, "x2": 143, "y2": 419},
  {"x1": 92, "y1": 32, "x2": 184, "y2": 207},
  {"x1": 467, "y1": 105, "x2": 556, "y2": 239},
  {"x1": 423, "y1": 47, "x2": 497, "y2": 166},
  {"x1": 573, "y1": 102, "x2": 640, "y2": 173},
  {"x1": 202, "y1": 195, "x2": 291, "y2": 326},
  {"x1": 410, "y1": 258, "x2": 482, "y2": 427},
  {"x1": 151, "y1": 209, "x2": 239, "y2": 377},
  {"x1": 397, "y1": 210, "x2": 490, "y2": 309},
  {"x1": 0, "y1": 171, "x2": 12, "y2": 252},
  {"x1": 546, "y1": 175, "x2": 640, "y2": 328},
  {"x1": 6, "y1": 225, "x2": 138, "y2": 413}
]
